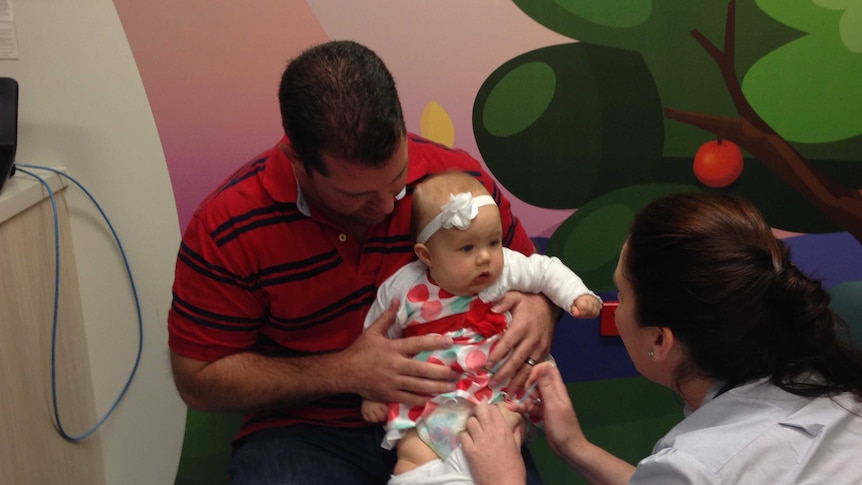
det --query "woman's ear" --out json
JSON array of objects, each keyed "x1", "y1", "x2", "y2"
[
  {"x1": 651, "y1": 326, "x2": 677, "y2": 363},
  {"x1": 414, "y1": 243, "x2": 432, "y2": 266}
]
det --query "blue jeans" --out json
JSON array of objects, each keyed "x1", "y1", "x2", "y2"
[{"x1": 228, "y1": 424, "x2": 544, "y2": 484}]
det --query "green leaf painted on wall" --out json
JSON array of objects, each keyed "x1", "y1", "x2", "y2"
[
  {"x1": 547, "y1": 184, "x2": 698, "y2": 291},
  {"x1": 474, "y1": 42, "x2": 668, "y2": 209},
  {"x1": 746, "y1": 0, "x2": 862, "y2": 142},
  {"x1": 483, "y1": 62, "x2": 556, "y2": 137},
  {"x1": 552, "y1": 0, "x2": 652, "y2": 28}
]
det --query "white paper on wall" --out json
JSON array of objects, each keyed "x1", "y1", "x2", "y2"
[
  {"x1": 0, "y1": 22, "x2": 17, "y2": 59},
  {"x1": 0, "y1": 0, "x2": 12, "y2": 22}
]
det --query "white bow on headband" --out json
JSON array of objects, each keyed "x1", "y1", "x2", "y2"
[{"x1": 416, "y1": 192, "x2": 497, "y2": 243}]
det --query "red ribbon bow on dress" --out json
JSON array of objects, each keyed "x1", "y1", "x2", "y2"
[
  {"x1": 464, "y1": 299, "x2": 508, "y2": 338},
  {"x1": 403, "y1": 299, "x2": 508, "y2": 339}
]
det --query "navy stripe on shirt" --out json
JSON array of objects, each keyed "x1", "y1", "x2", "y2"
[
  {"x1": 268, "y1": 285, "x2": 377, "y2": 331},
  {"x1": 178, "y1": 243, "x2": 257, "y2": 288},
  {"x1": 171, "y1": 298, "x2": 262, "y2": 332}
]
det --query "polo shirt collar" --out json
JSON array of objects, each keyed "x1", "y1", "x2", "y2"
[
  {"x1": 404, "y1": 133, "x2": 430, "y2": 187},
  {"x1": 262, "y1": 136, "x2": 299, "y2": 204}
]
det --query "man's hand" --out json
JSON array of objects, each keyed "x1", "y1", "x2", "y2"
[
  {"x1": 342, "y1": 300, "x2": 459, "y2": 408},
  {"x1": 486, "y1": 291, "x2": 558, "y2": 392}
]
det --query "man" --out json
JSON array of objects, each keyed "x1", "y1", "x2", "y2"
[{"x1": 168, "y1": 40, "x2": 558, "y2": 484}]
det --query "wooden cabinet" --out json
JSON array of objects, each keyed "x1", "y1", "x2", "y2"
[{"x1": 0, "y1": 170, "x2": 105, "y2": 484}]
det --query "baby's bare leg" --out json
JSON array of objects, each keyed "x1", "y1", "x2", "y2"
[
  {"x1": 393, "y1": 429, "x2": 440, "y2": 475},
  {"x1": 497, "y1": 403, "x2": 528, "y2": 440}
]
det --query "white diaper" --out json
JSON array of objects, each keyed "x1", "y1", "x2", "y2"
[
  {"x1": 387, "y1": 447, "x2": 473, "y2": 485},
  {"x1": 415, "y1": 397, "x2": 473, "y2": 459}
]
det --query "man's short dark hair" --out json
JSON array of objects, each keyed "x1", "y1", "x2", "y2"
[{"x1": 278, "y1": 40, "x2": 406, "y2": 176}]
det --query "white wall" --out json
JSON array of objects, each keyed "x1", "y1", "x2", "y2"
[{"x1": 2, "y1": 0, "x2": 185, "y2": 483}]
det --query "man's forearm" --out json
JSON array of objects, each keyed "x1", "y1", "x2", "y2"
[{"x1": 171, "y1": 350, "x2": 352, "y2": 413}]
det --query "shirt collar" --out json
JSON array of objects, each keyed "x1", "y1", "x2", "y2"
[
  {"x1": 262, "y1": 136, "x2": 299, "y2": 204},
  {"x1": 684, "y1": 380, "x2": 727, "y2": 417}
]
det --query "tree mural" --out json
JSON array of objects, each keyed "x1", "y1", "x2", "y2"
[
  {"x1": 665, "y1": 0, "x2": 862, "y2": 242},
  {"x1": 473, "y1": 0, "x2": 862, "y2": 291}
]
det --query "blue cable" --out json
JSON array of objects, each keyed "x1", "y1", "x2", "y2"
[{"x1": 16, "y1": 164, "x2": 143, "y2": 442}]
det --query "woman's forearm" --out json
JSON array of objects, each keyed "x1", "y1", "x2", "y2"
[{"x1": 558, "y1": 440, "x2": 636, "y2": 485}]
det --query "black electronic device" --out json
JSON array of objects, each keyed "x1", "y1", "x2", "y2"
[{"x1": 0, "y1": 77, "x2": 19, "y2": 192}]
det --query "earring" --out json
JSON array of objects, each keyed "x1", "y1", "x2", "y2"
[{"x1": 648, "y1": 350, "x2": 654, "y2": 358}]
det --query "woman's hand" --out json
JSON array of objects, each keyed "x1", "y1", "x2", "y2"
[
  {"x1": 523, "y1": 362, "x2": 586, "y2": 457},
  {"x1": 461, "y1": 404, "x2": 526, "y2": 485},
  {"x1": 521, "y1": 362, "x2": 637, "y2": 485}
]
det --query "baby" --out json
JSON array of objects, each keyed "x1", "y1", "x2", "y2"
[{"x1": 362, "y1": 170, "x2": 601, "y2": 483}]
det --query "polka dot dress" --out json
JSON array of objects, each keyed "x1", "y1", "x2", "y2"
[{"x1": 381, "y1": 272, "x2": 512, "y2": 452}]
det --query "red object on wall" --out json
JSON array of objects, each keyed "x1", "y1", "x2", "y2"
[
  {"x1": 692, "y1": 139, "x2": 744, "y2": 188},
  {"x1": 599, "y1": 301, "x2": 620, "y2": 337}
]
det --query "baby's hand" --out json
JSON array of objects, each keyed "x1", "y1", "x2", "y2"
[
  {"x1": 570, "y1": 295, "x2": 601, "y2": 319},
  {"x1": 361, "y1": 400, "x2": 389, "y2": 423}
]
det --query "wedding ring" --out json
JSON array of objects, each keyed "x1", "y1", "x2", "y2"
[{"x1": 525, "y1": 357, "x2": 538, "y2": 367}]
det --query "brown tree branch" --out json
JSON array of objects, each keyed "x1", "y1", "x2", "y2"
[
  {"x1": 724, "y1": 0, "x2": 736, "y2": 71},
  {"x1": 689, "y1": 0, "x2": 771, "y2": 132},
  {"x1": 664, "y1": 0, "x2": 862, "y2": 246}
]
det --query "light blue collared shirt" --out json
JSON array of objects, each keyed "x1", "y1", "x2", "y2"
[{"x1": 631, "y1": 377, "x2": 862, "y2": 484}]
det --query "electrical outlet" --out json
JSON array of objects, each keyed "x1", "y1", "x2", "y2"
[{"x1": 599, "y1": 301, "x2": 619, "y2": 337}]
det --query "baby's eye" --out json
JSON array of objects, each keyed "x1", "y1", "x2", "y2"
[
  {"x1": 489, "y1": 239, "x2": 501, "y2": 247},
  {"x1": 460, "y1": 245, "x2": 474, "y2": 253}
]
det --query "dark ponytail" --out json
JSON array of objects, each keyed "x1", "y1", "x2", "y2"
[
  {"x1": 765, "y1": 250, "x2": 862, "y2": 398},
  {"x1": 625, "y1": 192, "x2": 862, "y2": 400}
]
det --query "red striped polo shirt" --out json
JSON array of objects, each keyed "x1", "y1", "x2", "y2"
[{"x1": 168, "y1": 133, "x2": 534, "y2": 439}]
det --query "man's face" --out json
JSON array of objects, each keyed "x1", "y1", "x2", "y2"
[{"x1": 292, "y1": 136, "x2": 409, "y2": 226}]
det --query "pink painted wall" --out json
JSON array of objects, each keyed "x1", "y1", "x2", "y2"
[
  {"x1": 113, "y1": 1, "x2": 571, "y2": 236},
  {"x1": 112, "y1": 0, "x2": 327, "y2": 230}
]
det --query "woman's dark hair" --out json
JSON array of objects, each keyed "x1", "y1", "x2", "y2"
[
  {"x1": 625, "y1": 192, "x2": 862, "y2": 400},
  {"x1": 278, "y1": 40, "x2": 406, "y2": 176}
]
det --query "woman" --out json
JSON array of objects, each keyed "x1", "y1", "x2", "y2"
[{"x1": 461, "y1": 192, "x2": 862, "y2": 484}]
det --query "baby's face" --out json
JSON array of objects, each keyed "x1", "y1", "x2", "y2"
[{"x1": 424, "y1": 205, "x2": 504, "y2": 296}]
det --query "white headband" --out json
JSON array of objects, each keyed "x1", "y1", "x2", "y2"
[{"x1": 416, "y1": 192, "x2": 497, "y2": 243}]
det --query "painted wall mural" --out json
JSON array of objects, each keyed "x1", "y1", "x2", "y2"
[{"x1": 476, "y1": 0, "x2": 862, "y2": 288}]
